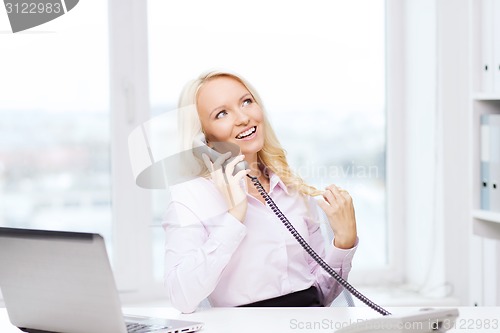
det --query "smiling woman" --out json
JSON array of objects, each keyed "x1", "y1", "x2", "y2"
[{"x1": 160, "y1": 69, "x2": 359, "y2": 313}]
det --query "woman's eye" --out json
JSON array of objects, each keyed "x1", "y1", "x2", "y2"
[
  {"x1": 215, "y1": 110, "x2": 228, "y2": 119},
  {"x1": 242, "y1": 98, "x2": 253, "y2": 107}
]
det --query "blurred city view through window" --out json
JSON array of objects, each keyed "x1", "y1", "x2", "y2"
[
  {"x1": 0, "y1": 1, "x2": 111, "y2": 246},
  {"x1": 0, "y1": 110, "x2": 111, "y2": 234}
]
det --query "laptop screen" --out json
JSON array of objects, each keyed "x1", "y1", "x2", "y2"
[{"x1": 0, "y1": 227, "x2": 128, "y2": 333}]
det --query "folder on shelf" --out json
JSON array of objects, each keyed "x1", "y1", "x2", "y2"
[
  {"x1": 490, "y1": 116, "x2": 500, "y2": 211},
  {"x1": 481, "y1": 114, "x2": 490, "y2": 210},
  {"x1": 480, "y1": 114, "x2": 500, "y2": 211}
]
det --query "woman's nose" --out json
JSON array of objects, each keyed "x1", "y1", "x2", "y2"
[{"x1": 234, "y1": 108, "x2": 250, "y2": 125}]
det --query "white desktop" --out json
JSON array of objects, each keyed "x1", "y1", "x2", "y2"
[{"x1": 1, "y1": 306, "x2": 499, "y2": 333}]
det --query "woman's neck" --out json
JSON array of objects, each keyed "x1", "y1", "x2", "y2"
[
  {"x1": 244, "y1": 153, "x2": 268, "y2": 183},
  {"x1": 244, "y1": 153, "x2": 259, "y2": 175},
  {"x1": 244, "y1": 153, "x2": 270, "y2": 201}
]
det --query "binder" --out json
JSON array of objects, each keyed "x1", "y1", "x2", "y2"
[
  {"x1": 493, "y1": 0, "x2": 500, "y2": 92},
  {"x1": 489, "y1": 115, "x2": 500, "y2": 211},
  {"x1": 481, "y1": 0, "x2": 494, "y2": 93},
  {"x1": 480, "y1": 114, "x2": 490, "y2": 210},
  {"x1": 480, "y1": 114, "x2": 500, "y2": 211}
]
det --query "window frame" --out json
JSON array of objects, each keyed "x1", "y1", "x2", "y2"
[{"x1": 108, "y1": 0, "x2": 165, "y2": 302}]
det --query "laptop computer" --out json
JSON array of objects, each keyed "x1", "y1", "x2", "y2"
[{"x1": 0, "y1": 227, "x2": 203, "y2": 333}]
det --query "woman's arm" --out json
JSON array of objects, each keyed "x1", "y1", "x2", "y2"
[{"x1": 162, "y1": 201, "x2": 246, "y2": 313}]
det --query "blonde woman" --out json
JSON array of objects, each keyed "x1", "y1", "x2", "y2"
[{"x1": 162, "y1": 70, "x2": 358, "y2": 313}]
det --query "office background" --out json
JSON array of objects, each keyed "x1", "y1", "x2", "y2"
[{"x1": 0, "y1": 0, "x2": 498, "y2": 308}]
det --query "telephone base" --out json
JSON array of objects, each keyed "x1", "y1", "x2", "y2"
[{"x1": 335, "y1": 308, "x2": 459, "y2": 333}]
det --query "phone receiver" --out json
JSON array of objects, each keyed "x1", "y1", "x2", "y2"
[{"x1": 192, "y1": 133, "x2": 249, "y2": 175}]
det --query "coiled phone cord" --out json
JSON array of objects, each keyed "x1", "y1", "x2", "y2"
[{"x1": 247, "y1": 174, "x2": 391, "y2": 316}]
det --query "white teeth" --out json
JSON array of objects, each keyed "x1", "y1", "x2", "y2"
[{"x1": 236, "y1": 126, "x2": 256, "y2": 139}]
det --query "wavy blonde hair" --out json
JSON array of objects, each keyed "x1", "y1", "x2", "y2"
[{"x1": 177, "y1": 69, "x2": 322, "y2": 197}]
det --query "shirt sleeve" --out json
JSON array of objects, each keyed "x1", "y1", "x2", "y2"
[
  {"x1": 303, "y1": 197, "x2": 358, "y2": 306},
  {"x1": 162, "y1": 201, "x2": 247, "y2": 313}
]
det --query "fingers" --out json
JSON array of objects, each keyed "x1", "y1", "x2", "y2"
[
  {"x1": 224, "y1": 154, "x2": 248, "y2": 180},
  {"x1": 213, "y1": 151, "x2": 232, "y2": 169},
  {"x1": 202, "y1": 152, "x2": 244, "y2": 174},
  {"x1": 319, "y1": 184, "x2": 353, "y2": 215},
  {"x1": 326, "y1": 184, "x2": 349, "y2": 196},
  {"x1": 201, "y1": 153, "x2": 213, "y2": 172},
  {"x1": 323, "y1": 185, "x2": 351, "y2": 203},
  {"x1": 318, "y1": 185, "x2": 357, "y2": 249},
  {"x1": 316, "y1": 196, "x2": 330, "y2": 211},
  {"x1": 201, "y1": 152, "x2": 232, "y2": 172},
  {"x1": 201, "y1": 153, "x2": 248, "y2": 222}
]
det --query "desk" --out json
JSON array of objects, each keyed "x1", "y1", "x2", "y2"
[{"x1": 1, "y1": 306, "x2": 499, "y2": 332}]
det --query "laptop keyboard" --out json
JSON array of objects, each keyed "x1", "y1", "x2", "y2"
[{"x1": 126, "y1": 322, "x2": 170, "y2": 333}]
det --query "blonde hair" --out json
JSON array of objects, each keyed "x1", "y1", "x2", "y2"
[{"x1": 177, "y1": 69, "x2": 322, "y2": 197}]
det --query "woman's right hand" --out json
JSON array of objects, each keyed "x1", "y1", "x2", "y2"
[{"x1": 202, "y1": 153, "x2": 249, "y2": 222}]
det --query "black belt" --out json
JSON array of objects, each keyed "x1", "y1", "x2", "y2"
[{"x1": 238, "y1": 286, "x2": 323, "y2": 307}]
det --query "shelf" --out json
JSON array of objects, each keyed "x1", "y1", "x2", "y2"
[
  {"x1": 472, "y1": 210, "x2": 500, "y2": 239},
  {"x1": 471, "y1": 209, "x2": 500, "y2": 223},
  {"x1": 472, "y1": 93, "x2": 500, "y2": 101},
  {"x1": 473, "y1": 220, "x2": 500, "y2": 239}
]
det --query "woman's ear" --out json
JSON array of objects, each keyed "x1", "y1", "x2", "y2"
[{"x1": 201, "y1": 131, "x2": 212, "y2": 148}]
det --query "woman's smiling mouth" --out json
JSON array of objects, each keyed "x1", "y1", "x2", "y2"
[{"x1": 236, "y1": 126, "x2": 257, "y2": 140}]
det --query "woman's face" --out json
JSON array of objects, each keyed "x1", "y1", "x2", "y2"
[{"x1": 196, "y1": 75, "x2": 264, "y2": 158}]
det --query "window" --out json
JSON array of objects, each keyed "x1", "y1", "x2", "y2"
[
  {"x1": 0, "y1": 2, "x2": 111, "y2": 247},
  {"x1": 0, "y1": 0, "x2": 389, "y2": 305},
  {"x1": 147, "y1": 0, "x2": 387, "y2": 280}
]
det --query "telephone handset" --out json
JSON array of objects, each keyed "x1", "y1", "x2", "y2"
[{"x1": 192, "y1": 133, "x2": 249, "y2": 175}]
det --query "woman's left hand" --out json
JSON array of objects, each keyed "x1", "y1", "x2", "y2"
[
  {"x1": 201, "y1": 152, "x2": 249, "y2": 222},
  {"x1": 317, "y1": 185, "x2": 357, "y2": 249}
]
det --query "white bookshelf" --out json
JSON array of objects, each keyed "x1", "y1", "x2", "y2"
[
  {"x1": 469, "y1": 0, "x2": 500, "y2": 307},
  {"x1": 470, "y1": 0, "x2": 500, "y2": 240}
]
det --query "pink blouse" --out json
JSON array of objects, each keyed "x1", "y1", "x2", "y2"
[{"x1": 162, "y1": 173, "x2": 358, "y2": 313}]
